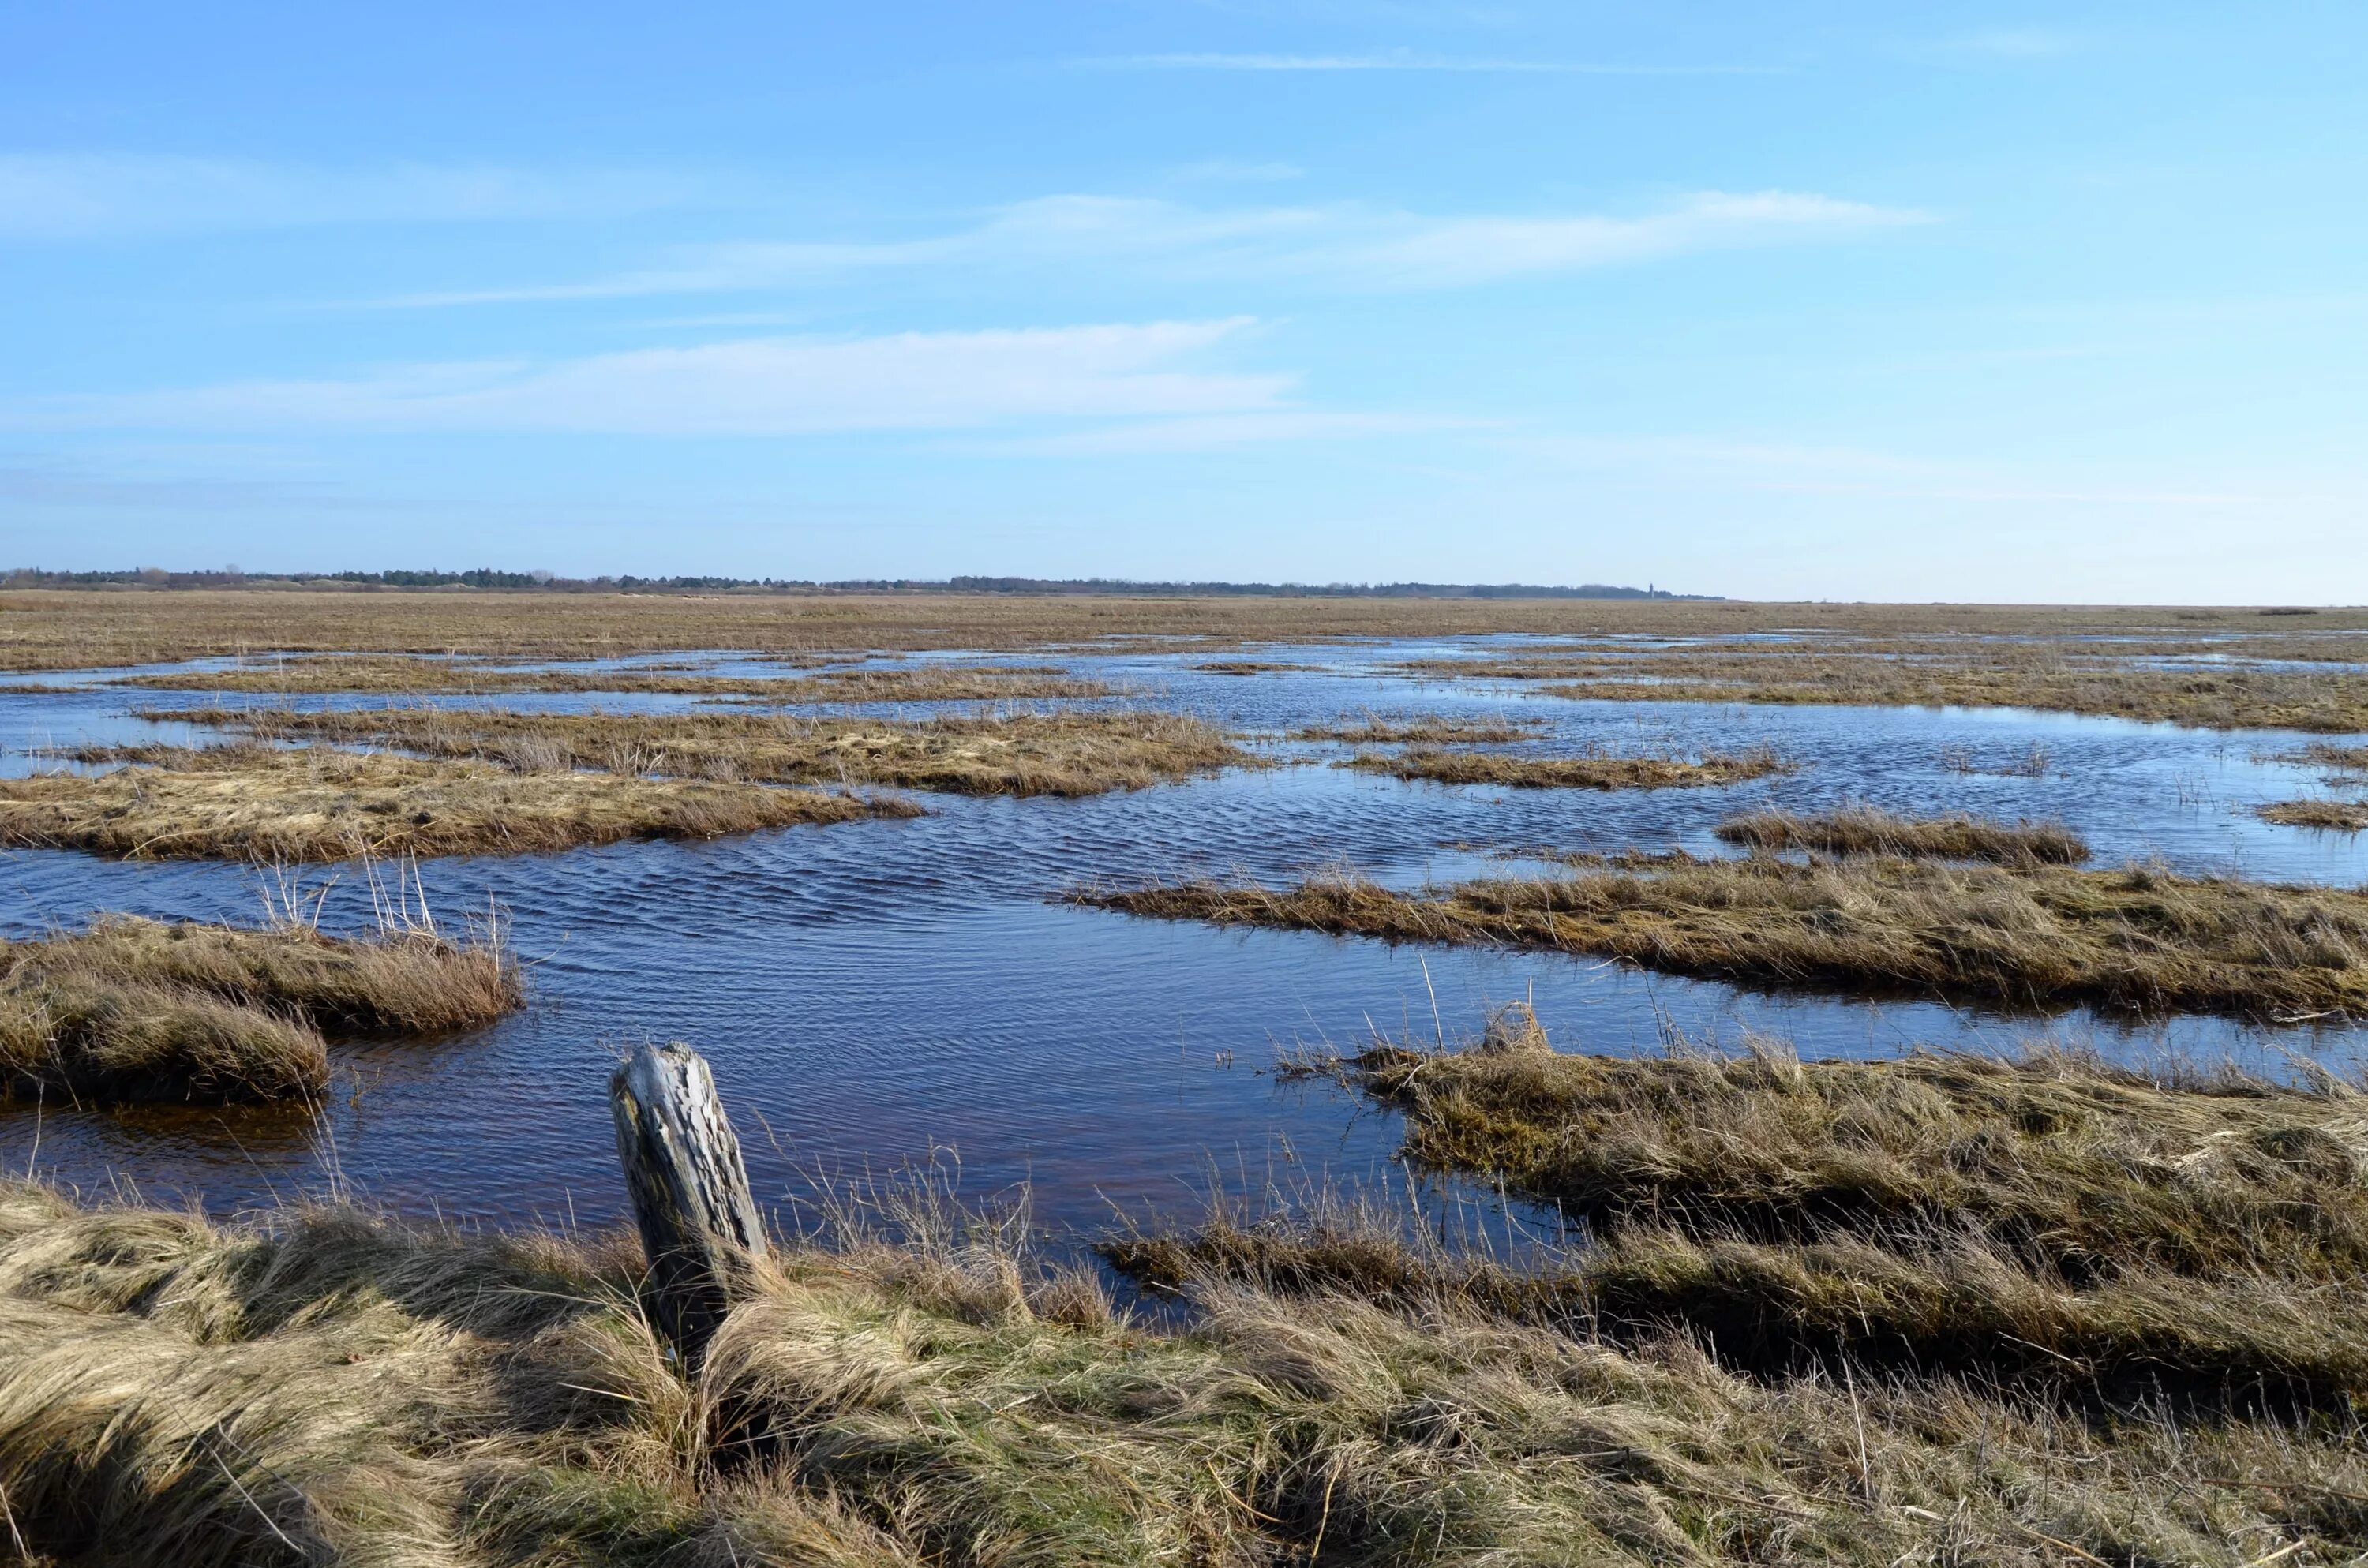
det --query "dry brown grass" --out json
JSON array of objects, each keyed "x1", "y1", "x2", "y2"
[
  {"x1": 11, "y1": 1173, "x2": 2368, "y2": 1566},
  {"x1": 0, "y1": 915, "x2": 519, "y2": 1102},
  {"x1": 1290, "y1": 713, "x2": 1545, "y2": 744},
  {"x1": 2258, "y1": 799, "x2": 2368, "y2": 832},
  {"x1": 0, "y1": 744, "x2": 913, "y2": 861},
  {"x1": 170, "y1": 704, "x2": 1253, "y2": 798},
  {"x1": 9, "y1": 587, "x2": 2368, "y2": 672},
  {"x1": 1715, "y1": 806, "x2": 2091, "y2": 864},
  {"x1": 1077, "y1": 854, "x2": 2368, "y2": 1017},
  {"x1": 1473, "y1": 648, "x2": 2368, "y2": 733},
  {"x1": 1141, "y1": 1023, "x2": 2368, "y2": 1421},
  {"x1": 107, "y1": 656, "x2": 1111, "y2": 702},
  {"x1": 2296, "y1": 743, "x2": 2368, "y2": 772},
  {"x1": 1349, "y1": 744, "x2": 1789, "y2": 791}
]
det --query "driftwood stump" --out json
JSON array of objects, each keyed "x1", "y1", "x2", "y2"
[{"x1": 609, "y1": 1042, "x2": 768, "y2": 1367}]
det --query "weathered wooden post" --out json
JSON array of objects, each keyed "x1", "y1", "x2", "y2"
[{"x1": 609, "y1": 1042, "x2": 768, "y2": 1368}]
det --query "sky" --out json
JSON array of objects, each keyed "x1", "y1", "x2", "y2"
[{"x1": 2, "y1": 2, "x2": 2363, "y2": 601}]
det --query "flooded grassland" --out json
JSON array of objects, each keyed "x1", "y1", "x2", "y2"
[{"x1": 5, "y1": 597, "x2": 2368, "y2": 1564}]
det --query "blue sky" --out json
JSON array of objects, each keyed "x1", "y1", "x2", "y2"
[{"x1": 2, "y1": 2, "x2": 2362, "y2": 600}]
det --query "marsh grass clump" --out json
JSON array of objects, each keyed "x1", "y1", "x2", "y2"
[
  {"x1": 1716, "y1": 805, "x2": 2090, "y2": 864},
  {"x1": 10, "y1": 1178, "x2": 2368, "y2": 1567},
  {"x1": 1347, "y1": 743, "x2": 1789, "y2": 791},
  {"x1": 172, "y1": 704, "x2": 1253, "y2": 798},
  {"x1": 1291, "y1": 713, "x2": 1546, "y2": 744},
  {"x1": 2259, "y1": 799, "x2": 2368, "y2": 832},
  {"x1": 0, "y1": 915, "x2": 519, "y2": 1102},
  {"x1": 0, "y1": 743, "x2": 915, "y2": 861},
  {"x1": 2295, "y1": 743, "x2": 2368, "y2": 773},
  {"x1": 1077, "y1": 854, "x2": 2368, "y2": 1017},
  {"x1": 107, "y1": 655, "x2": 1112, "y2": 702}
]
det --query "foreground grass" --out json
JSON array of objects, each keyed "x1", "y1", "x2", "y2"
[
  {"x1": 0, "y1": 915, "x2": 518, "y2": 1102},
  {"x1": 0, "y1": 745, "x2": 913, "y2": 861},
  {"x1": 1348, "y1": 744, "x2": 1787, "y2": 791},
  {"x1": 1077, "y1": 853, "x2": 2368, "y2": 1016},
  {"x1": 1144, "y1": 1026, "x2": 2368, "y2": 1411},
  {"x1": 170, "y1": 705, "x2": 1253, "y2": 798},
  {"x1": 108, "y1": 656, "x2": 1111, "y2": 703},
  {"x1": 1714, "y1": 806, "x2": 2090, "y2": 864},
  {"x1": 10, "y1": 1174, "x2": 2368, "y2": 1567}
]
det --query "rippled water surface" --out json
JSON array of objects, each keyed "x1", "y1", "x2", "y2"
[{"x1": 3, "y1": 640, "x2": 2365, "y2": 1240}]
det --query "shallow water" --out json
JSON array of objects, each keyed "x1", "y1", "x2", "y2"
[{"x1": 2, "y1": 641, "x2": 2364, "y2": 1242}]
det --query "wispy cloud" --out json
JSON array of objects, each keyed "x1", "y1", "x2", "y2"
[
  {"x1": 14, "y1": 320, "x2": 1296, "y2": 437},
  {"x1": 1073, "y1": 52, "x2": 1776, "y2": 75},
  {"x1": 1926, "y1": 28, "x2": 2080, "y2": 59},
  {"x1": 373, "y1": 189, "x2": 1927, "y2": 308},
  {"x1": 1173, "y1": 159, "x2": 1306, "y2": 183},
  {"x1": 0, "y1": 458, "x2": 337, "y2": 510},
  {"x1": 0, "y1": 154, "x2": 720, "y2": 241}
]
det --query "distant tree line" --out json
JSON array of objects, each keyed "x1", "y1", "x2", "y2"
[{"x1": 0, "y1": 567, "x2": 1716, "y2": 601}]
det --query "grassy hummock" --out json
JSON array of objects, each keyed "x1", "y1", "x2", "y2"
[
  {"x1": 1077, "y1": 852, "x2": 2368, "y2": 1017},
  {"x1": 107, "y1": 655, "x2": 1111, "y2": 702},
  {"x1": 1346, "y1": 744, "x2": 1787, "y2": 790},
  {"x1": 0, "y1": 743, "x2": 916, "y2": 861},
  {"x1": 1714, "y1": 806, "x2": 2090, "y2": 864},
  {"x1": 0, "y1": 915, "x2": 519, "y2": 1102},
  {"x1": 166, "y1": 704, "x2": 1254, "y2": 798},
  {"x1": 2258, "y1": 799, "x2": 2368, "y2": 832}
]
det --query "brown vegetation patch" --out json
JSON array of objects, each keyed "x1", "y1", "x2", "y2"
[
  {"x1": 0, "y1": 744, "x2": 911, "y2": 861},
  {"x1": 107, "y1": 655, "x2": 1111, "y2": 702},
  {"x1": 2257, "y1": 799, "x2": 2368, "y2": 832},
  {"x1": 1, "y1": 915, "x2": 519, "y2": 1102},
  {"x1": 9, "y1": 1178, "x2": 2368, "y2": 1566},
  {"x1": 170, "y1": 704, "x2": 1253, "y2": 798},
  {"x1": 1076, "y1": 855, "x2": 2368, "y2": 1017},
  {"x1": 10, "y1": 586, "x2": 2368, "y2": 672},
  {"x1": 1715, "y1": 806, "x2": 2090, "y2": 864},
  {"x1": 1194, "y1": 660, "x2": 1320, "y2": 675},
  {"x1": 1291, "y1": 714, "x2": 1546, "y2": 744},
  {"x1": 1382, "y1": 638, "x2": 2368, "y2": 733},
  {"x1": 1348, "y1": 744, "x2": 1789, "y2": 791}
]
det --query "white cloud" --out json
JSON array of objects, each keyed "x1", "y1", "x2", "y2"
[
  {"x1": 376, "y1": 189, "x2": 1926, "y2": 307},
  {"x1": 0, "y1": 154, "x2": 715, "y2": 241},
  {"x1": 17, "y1": 320, "x2": 1296, "y2": 436}
]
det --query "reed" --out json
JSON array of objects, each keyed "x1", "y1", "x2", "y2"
[
  {"x1": 0, "y1": 914, "x2": 520, "y2": 1102},
  {"x1": 1714, "y1": 806, "x2": 2090, "y2": 864},
  {"x1": 6, "y1": 1173, "x2": 2368, "y2": 1566},
  {"x1": 167, "y1": 704, "x2": 1253, "y2": 798},
  {"x1": 0, "y1": 744, "x2": 915, "y2": 861},
  {"x1": 1349, "y1": 744, "x2": 1789, "y2": 790},
  {"x1": 1076, "y1": 854, "x2": 2368, "y2": 1017}
]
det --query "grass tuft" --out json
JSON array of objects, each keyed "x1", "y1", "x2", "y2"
[
  {"x1": 1715, "y1": 805, "x2": 2090, "y2": 864},
  {"x1": 0, "y1": 914, "x2": 519, "y2": 1102},
  {"x1": 1345, "y1": 744, "x2": 1789, "y2": 791},
  {"x1": 1077, "y1": 854, "x2": 2368, "y2": 1017}
]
